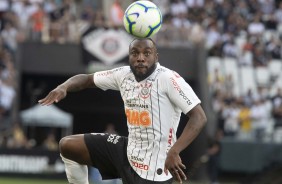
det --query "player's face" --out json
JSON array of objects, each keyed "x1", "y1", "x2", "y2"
[{"x1": 129, "y1": 39, "x2": 158, "y2": 82}]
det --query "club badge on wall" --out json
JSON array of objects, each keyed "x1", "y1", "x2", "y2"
[{"x1": 82, "y1": 28, "x2": 132, "y2": 70}]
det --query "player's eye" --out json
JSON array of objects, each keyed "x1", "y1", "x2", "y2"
[
  {"x1": 144, "y1": 52, "x2": 151, "y2": 56},
  {"x1": 131, "y1": 51, "x2": 137, "y2": 56}
]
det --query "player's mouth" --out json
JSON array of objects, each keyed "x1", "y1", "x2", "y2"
[{"x1": 136, "y1": 66, "x2": 147, "y2": 73}]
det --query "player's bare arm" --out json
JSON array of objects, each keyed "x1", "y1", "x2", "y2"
[
  {"x1": 165, "y1": 104, "x2": 207, "y2": 183},
  {"x1": 38, "y1": 74, "x2": 95, "y2": 106}
]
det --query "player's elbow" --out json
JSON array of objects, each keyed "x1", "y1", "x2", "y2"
[
  {"x1": 200, "y1": 111, "x2": 207, "y2": 127},
  {"x1": 188, "y1": 104, "x2": 207, "y2": 128}
]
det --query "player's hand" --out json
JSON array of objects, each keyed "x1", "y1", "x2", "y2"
[
  {"x1": 164, "y1": 148, "x2": 187, "y2": 184},
  {"x1": 38, "y1": 85, "x2": 67, "y2": 105}
]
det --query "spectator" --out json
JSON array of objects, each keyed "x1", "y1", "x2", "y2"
[
  {"x1": 250, "y1": 97, "x2": 271, "y2": 140},
  {"x1": 43, "y1": 0, "x2": 57, "y2": 14},
  {"x1": 109, "y1": 0, "x2": 124, "y2": 28},
  {"x1": 0, "y1": 53, "x2": 16, "y2": 131},
  {"x1": 206, "y1": 137, "x2": 220, "y2": 184},
  {"x1": 6, "y1": 123, "x2": 31, "y2": 149},
  {"x1": 11, "y1": 0, "x2": 38, "y2": 35},
  {"x1": 263, "y1": 13, "x2": 278, "y2": 30},
  {"x1": 224, "y1": 74, "x2": 235, "y2": 96},
  {"x1": 244, "y1": 89, "x2": 255, "y2": 108},
  {"x1": 172, "y1": 11, "x2": 191, "y2": 29},
  {"x1": 189, "y1": 22, "x2": 206, "y2": 46},
  {"x1": 265, "y1": 36, "x2": 281, "y2": 59},
  {"x1": 253, "y1": 45, "x2": 270, "y2": 66},
  {"x1": 272, "y1": 88, "x2": 282, "y2": 127},
  {"x1": 222, "y1": 101, "x2": 240, "y2": 137},
  {"x1": 153, "y1": 0, "x2": 170, "y2": 17},
  {"x1": 205, "y1": 23, "x2": 221, "y2": 50},
  {"x1": 222, "y1": 38, "x2": 238, "y2": 58},
  {"x1": 30, "y1": 3, "x2": 45, "y2": 41},
  {"x1": 80, "y1": 4, "x2": 95, "y2": 22},
  {"x1": 238, "y1": 99, "x2": 252, "y2": 139},
  {"x1": 238, "y1": 49, "x2": 253, "y2": 66},
  {"x1": 208, "y1": 68, "x2": 225, "y2": 93},
  {"x1": 0, "y1": 0, "x2": 9, "y2": 14},
  {"x1": 274, "y1": 1, "x2": 282, "y2": 23},
  {"x1": 259, "y1": 0, "x2": 275, "y2": 15},
  {"x1": 248, "y1": 14, "x2": 265, "y2": 36},
  {"x1": 42, "y1": 132, "x2": 59, "y2": 151},
  {"x1": 171, "y1": 0, "x2": 188, "y2": 17},
  {"x1": 1, "y1": 21, "x2": 19, "y2": 54}
]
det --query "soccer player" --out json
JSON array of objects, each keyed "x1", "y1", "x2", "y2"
[{"x1": 38, "y1": 38, "x2": 207, "y2": 184}]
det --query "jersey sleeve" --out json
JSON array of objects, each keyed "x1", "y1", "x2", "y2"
[
  {"x1": 164, "y1": 71, "x2": 201, "y2": 114},
  {"x1": 93, "y1": 67, "x2": 126, "y2": 91}
]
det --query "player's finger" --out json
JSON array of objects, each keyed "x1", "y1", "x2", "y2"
[
  {"x1": 177, "y1": 168, "x2": 187, "y2": 181},
  {"x1": 180, "y1": 163, "x2": 186, "y2": 170},
  {"x1": 39, "y1": 93, "x2": 58, "y2": 105},
  {"x1": 173, "y1": 169, "x2": 183, "y2": 184},
  {"x1": 38, "y1": 97, "x2": 50, "y2": 105},
  {"x1": 40, "y1": 99, "x2": 53, "y2": 106},
  {"x1": 46, "y1": 95, "x2": 60, "y2": 105},
  {"x1": 39, "y1": 95, "x2": 53, "y2": 105},
  {"x1": 38, "y1": 94, "x2": 50, "y2": 104}
]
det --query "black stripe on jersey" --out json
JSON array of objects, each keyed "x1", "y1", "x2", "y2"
[
  {"x1": 146, "y1": 81, "x2": 156, "y2": 179},
  {"x1": 124, "y1": 77, "x2": 135, "y2": 151},
  {"x1": 129, "y1": 80, "x2": 140, "y2": 173},
  {"x1": 135, "y1": 91, "x2": 145, "y2": 176},
  {"x1": 129, "y1": 83, "x2": 137, "y2": 145},
  {"x1": 141, "y1": 80, "x2": 153, "y2": 179},
  {"x1": 153, "y1": 79, "x2": 162, "y2": 180},
  {"x1": 145, "y1": 70, "x2": 163, "y2": 180}
]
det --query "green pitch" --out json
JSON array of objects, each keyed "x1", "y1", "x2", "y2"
[{"x1": 0, "y1": 177, "x2": 67, "y2": 184}]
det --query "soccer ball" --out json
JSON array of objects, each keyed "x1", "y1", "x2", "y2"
[{"x1": 123, "y1": 1, "x2": 162, "y2": 38}]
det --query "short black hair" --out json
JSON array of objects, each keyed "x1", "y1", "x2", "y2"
[{"x1": 129, "y1": 37, "x2": 157, "y2": 51}]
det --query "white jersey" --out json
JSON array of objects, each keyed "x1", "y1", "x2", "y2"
[{"x1": 94, "y1": 63, "x2": 201, "y2": 181}]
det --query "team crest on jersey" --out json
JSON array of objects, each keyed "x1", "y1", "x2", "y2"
[{"x1": 139, "y1": 83, "x2": 152, "y2": 99}]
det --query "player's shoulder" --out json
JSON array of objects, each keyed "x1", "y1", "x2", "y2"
[
  {"x1": 109, "y1": 66, "x2": 131, "y2": 76},
  {"x1": 94, "y1": 66, "x2": 130, "y2": 79},
  {"x1": 112, "y1": 66, "x2": 130, "y2": 73},
  {"x1": 157, "y1": 65, "x2": 182, "y2": 80}
]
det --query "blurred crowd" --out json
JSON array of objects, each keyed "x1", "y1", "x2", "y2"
[{"x1": 202, "y1": 0, "x2": 282, "y2": 143}]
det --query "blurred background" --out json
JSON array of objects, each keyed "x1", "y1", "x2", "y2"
[{"x1": 0, "y1": 0, "x2": 282, "y2": 183}]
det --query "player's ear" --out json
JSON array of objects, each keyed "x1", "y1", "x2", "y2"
[{"x1": 155, "y1": 52, "x2": 159, "y2": 62}]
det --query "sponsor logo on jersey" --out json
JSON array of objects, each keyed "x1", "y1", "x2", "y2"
[
  {"x1": 170, "y1": 77, "x2": 192, "y2": 105},
  {"x1": 167, "y1": 128, "x2": 173, "y2": 153},
  {"x1": 127, "y1": 103, "x2": 149, "y2": 108},
  {"x1": 173, "y1": 71, "x2": 181, "y2": 78},
  {"x1": 131, "y1": 155, "x2": 144, "y2": 162},
  {"x1": 130, "y1": 160, "x2": 149, "y2": 171},
  {"x1": 125, "y1": 109, "x2": 151, "y2": 127},
  {"x1": 168, "y1": 128, "x2": 173, "y2": 146}
]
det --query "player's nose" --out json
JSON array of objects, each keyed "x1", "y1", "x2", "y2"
[{"x1": 137, "y1": 53, "x2": 145, "y2": 62}]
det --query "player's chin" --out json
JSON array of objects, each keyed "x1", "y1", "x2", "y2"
[
  {"x1": 135, "y1": 68, "x2": 147, "y2": 75},
  {"x1": 134, "y1": 72, "x2": 147, "y2": 80}
]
